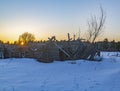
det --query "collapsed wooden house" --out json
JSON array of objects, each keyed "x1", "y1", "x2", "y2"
[
  {"x1": 35, "y1": 36, "x2": 100, "y2": 62},
  {"x1": 0, "y1": 36, "x2": 101, "y2": 62}
]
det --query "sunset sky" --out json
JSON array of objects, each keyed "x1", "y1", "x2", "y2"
[{"x1": 0, "y1": 0, "x2": 120, "y2": 42}]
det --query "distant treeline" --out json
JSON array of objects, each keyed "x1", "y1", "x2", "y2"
[
  {"x1": 95, "y1": 38, "x2": 120, "y2": 51},
  {"x1": 0, "y1": 38, "x2": 120, "y2": 52}
]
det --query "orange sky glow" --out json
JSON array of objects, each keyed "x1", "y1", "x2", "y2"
[{"x1": 0, "y1": 0, "x2": 120, "y2": 42}]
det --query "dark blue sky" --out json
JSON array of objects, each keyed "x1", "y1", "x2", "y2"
[{"x1": 0, "y1": 0, "x2": 120, "y2": 42}]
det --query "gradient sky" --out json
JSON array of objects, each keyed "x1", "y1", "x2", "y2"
[{"x1": 0, "y1": 0, "x2": 120, "y2": 42}]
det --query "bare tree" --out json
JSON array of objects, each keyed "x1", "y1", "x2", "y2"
[
  {"x1": 87, "y1": 7, "x2": 106, "y2": 43},
  {"x1": 19, "y1": 32, "x2": 35, "y2": 43}
]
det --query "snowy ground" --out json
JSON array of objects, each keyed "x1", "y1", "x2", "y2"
[{"x1": 0, "y1": 52, "x2": 120, "y2": 91}]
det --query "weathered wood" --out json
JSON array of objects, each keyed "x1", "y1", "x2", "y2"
[{"x1": 53, "y1": 42, "x2": 71, "y2": 58}]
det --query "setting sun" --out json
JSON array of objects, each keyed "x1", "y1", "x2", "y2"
[{"x1": 20, "y1": 41, "x2": 25, "y2": 46}]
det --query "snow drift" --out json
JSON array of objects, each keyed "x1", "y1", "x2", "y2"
[{"x1": 0, "y1": 52, "x2": 120, "y2": 91}]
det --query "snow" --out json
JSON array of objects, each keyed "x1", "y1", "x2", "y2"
[{"x1": 0, "y1": 52, "x2": 120, "y2": 91}]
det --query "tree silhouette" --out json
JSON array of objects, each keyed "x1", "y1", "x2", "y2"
[
  {"x1": 87, "y1": 7, "x2": 106, "y2": 43},
  {"x1": 18, "y1": 32, "x2": 35, "y2": 44}
]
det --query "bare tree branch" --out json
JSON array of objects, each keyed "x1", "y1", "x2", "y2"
[
  {"x1": 87, "y1": 7, "x2": 106, "y2": 43},
  {"x1": 19, "y1": 32, "x2": 35, "y2": 43}
]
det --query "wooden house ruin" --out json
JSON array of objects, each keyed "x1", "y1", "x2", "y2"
[
  {"x1": 0, "y1": 36, "x2": 101, "y2": 62},
  {"x1": 35, "y1": 36, "x2": 101, "y2": 62}
]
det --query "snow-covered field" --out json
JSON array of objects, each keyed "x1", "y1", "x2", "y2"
[{"x1": 0, "y1": 52, "x2": 120, "y2": 91}]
